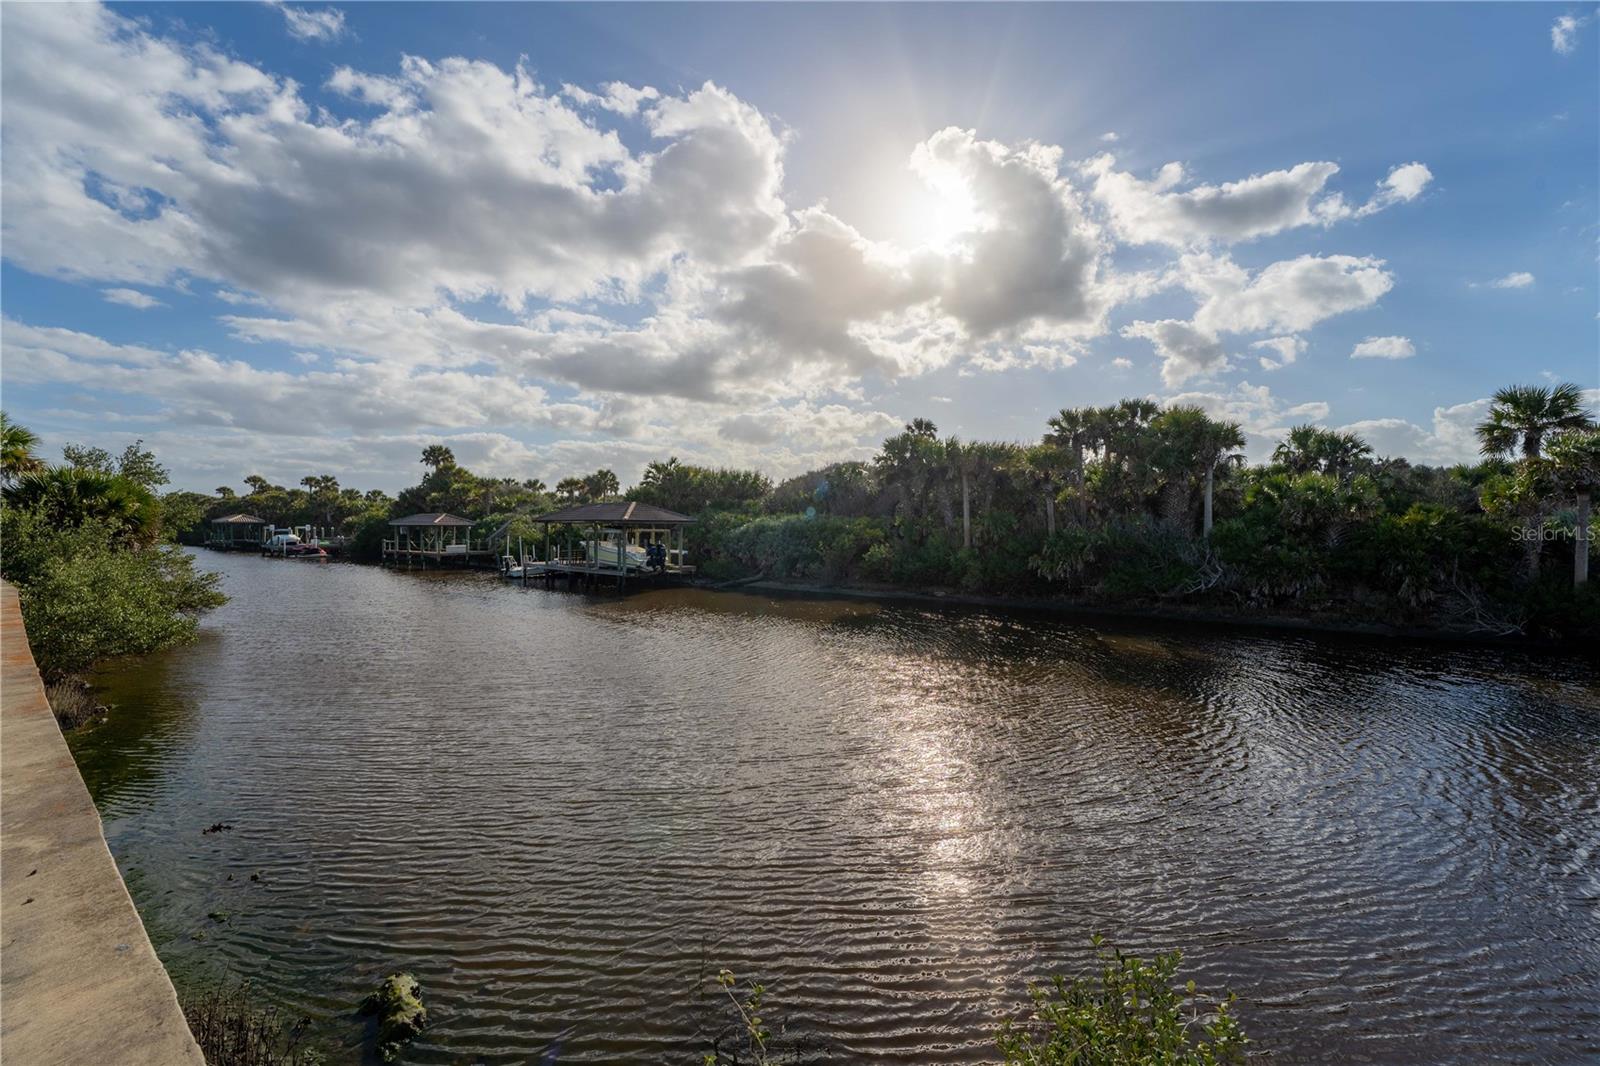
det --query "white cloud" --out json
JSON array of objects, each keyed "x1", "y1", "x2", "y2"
[
  {"x1": 1350, "y1": 335, "x2": 1415, "y2": 360},
  {"x1": 1181, "y1": 252, "x2": 1394, "y2": 335},
  {"x1": 270, "y1": 2, "x2": 347, "y2": 43},
  {"x1": 101, "y1": 287, "x2": 164, "y2": 309},
  {"x1": 1481, "y1": 271, "x2": 1535, "y2": 289},
  {"x1": 1110, "y1": 356, "x2": 1133, "y2": 369},
  {"x1": 1339, "y1": 399, "x2": 1488, "y2": 465},
  {"x1": 1552, "y1": 12, "x2": 1595, "y2": 54},
  {"x1": 1099, "y1": 131, "x2": 1119, "y2": 143},
  {"x1": 0, "y1": 3, "x2": 1465, "y2": 489},
  {"x1": 1251, "y1": 335, "x2": 1305, "y2": 371},
  {"x1": 1378, "y1": 162, "x2": 1433, "y2": 203},
  {"x1": 1083, "y1": 156, "x2": 1430, "y2": 247},
  {"x1": 1123, "y1": 319, "x2": 1228, "y2": 387},
  {"x1": 564, "y1": 81, "x2": 661, "y2": 115}
]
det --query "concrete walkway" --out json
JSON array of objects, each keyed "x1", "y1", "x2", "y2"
[{"x1": 1, "y1": 582, "x2": 205, "y2": 1064}]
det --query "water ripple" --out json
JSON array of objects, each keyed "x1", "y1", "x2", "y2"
[{"x1": 69, "y1": 554, "x2": 1600, "y2": 1064}]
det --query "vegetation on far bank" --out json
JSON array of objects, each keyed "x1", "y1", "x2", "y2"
[{"x1": 6, "y1": 382, "x2": 1596, "y2": 660}]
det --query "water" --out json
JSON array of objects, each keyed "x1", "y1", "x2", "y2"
[{"x1": 70, "y1": 551, "x2": 1600, "y2": 1064}]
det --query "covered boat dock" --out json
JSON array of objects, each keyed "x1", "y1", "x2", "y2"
[
  {"x1": 514, "y1": 501, "x2": 695, "y2": 591},
  {"x1": 205, "y1": 513, "x2": 268, "y2": 550},
  {"x1": 383, "y1": 513, "x2": 495, "y2": 566}
]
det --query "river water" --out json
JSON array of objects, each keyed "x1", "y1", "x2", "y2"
[{"x1": 71, "y1": 551, "x2": 1599, "y2": 1064}]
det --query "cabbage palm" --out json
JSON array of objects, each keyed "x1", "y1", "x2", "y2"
[
  {"x1": 1023, "y1": 443, "x2": 1069, "y2": 536},
  {"x1": 1272, "y1": 425, "x2": 1372, "y2": 477},
  {"x1": 2, "y1": 412, "x2": 45, "y2": 487},
  {"x1": 1151, "y1": 407, "x2": 1247, "y2": 537},
  {"x1": 583, "y1": 469, "x2": 620, "y2": 501},
  {"x1": 3, "y1": 467, "x2": 162, "y2": 544},
  {"x1": 1475, "y1": 383, "x2": 1593, "y2": 463},
  {"x1": 1547, "y1": 428, "x2": 1600, "y2": 586},
  {"x1": 1045, "y1": 407, "x2": 1094, "y2": 522}
]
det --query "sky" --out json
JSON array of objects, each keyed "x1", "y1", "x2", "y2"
[{"x1": 1, "y1": 1, "x2": 1596, "y2": 495}]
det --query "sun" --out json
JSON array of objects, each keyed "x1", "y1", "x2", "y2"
[
  {"x1": 904, "y1": 180, "x2": 979, "y2": 252},
  {"x1": 886, "y1": 168, "x2": 980, "y2": 253}
]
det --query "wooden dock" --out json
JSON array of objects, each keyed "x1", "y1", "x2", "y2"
[{"x1": 505, "y1": 557, "x2": 696, "y2": 592}]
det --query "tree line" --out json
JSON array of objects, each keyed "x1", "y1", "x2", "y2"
[{"x1": 3, "y1": 380, "x2": 1596, "y2": 662}]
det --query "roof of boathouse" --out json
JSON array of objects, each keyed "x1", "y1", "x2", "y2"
[
  {"x1": 387, "y1": 512, "x2": 476, "y2": 527},
  {"x1": 531, "y1": 502, "x2": 695, "y2": 525},
  {"x1": 211, "y1": 513, "x2": 267, "y2": 525}
]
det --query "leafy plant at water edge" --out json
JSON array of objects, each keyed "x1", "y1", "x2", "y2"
[
  {"x1": 997, "y1": 939, "x2": 1247, "y2": 1066},
  {"x1": 1, "y1": 508, "x2": 225, "y2": 677}
]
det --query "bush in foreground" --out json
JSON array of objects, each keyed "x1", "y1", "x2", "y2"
[
  {"x1": 997, "y1": 940, "x2": 1247, "y2": 1065},
  {"x1": 183, "y1": 985, "x2": 324, "y2": 1066},
  {"x1": 2, "y1": 509, "x2": 224, "y2": 678}
]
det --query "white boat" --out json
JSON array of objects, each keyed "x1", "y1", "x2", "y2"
[
  {"x1": 500, "y1": 555, "x2": 545, "y2": 579},
  {"x1": 590, "y1": 539, "x2": 648, "y2": 570}
]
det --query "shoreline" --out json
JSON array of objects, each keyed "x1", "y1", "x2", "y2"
[
  {"x1": 225, "y1": 553, "x2": 1581, "y2": 649},
  {"x1": 0, "y1": 582, "x2": 205, "y2": 1064},
  {"x1": 721, "y1": 578, "x2": 1574, "y2": 649}
]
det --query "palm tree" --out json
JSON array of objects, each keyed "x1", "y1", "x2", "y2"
[
  {"x1": 1150, "y1": 407, "x2": 1246, "y2": 536},
  {"x1": 420, "y1": 444, "x2": 457, "y2": 470},
  {"x1": 1199, "y1": 422, "x2": 1247, "y2": 538},
  {"x1": 1045, "y1": 407, "x2": 1094, "y2": 522},
  {"x1": 1547, "y1": 428, "x2": 1600, "y2": 587},
  {"x1": 583, "y1": 469, "x2": 620, "y2": 501},
  {"x1": 4, "y1": 468, "x2": 162, "y2": 544},
  {"x1": 1272, "y1": 425, "x2": 1372, "y2": 477},
  {"x1": 1476, "y1": 383, "x2": 1594, "y2": 462},
  {"x1": 1, "y1": 412, "x2": 45, "y2": 487},
  {"x1": 1023, "y1": 443, "x2": 1068, "y2": 537},
  {"x1": 875, "y1": 421, "x2": 945, "y2": 526},
  {"x1": 946, "y1": 438, "x2": 976, "y2": 549}
]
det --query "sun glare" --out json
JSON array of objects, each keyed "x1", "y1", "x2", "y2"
[{"x1": 890, "y1": 171, "x2": 980, "y2": 253}]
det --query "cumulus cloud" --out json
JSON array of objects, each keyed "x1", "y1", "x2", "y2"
[
  {"x1": 1122, "y1": 319, "x2": 1228, "y2": 387},
  {"x1": 1338, "y1": 400, "x2": 1489, "y2": 465},
  {"x1": 102, "y1": 287, "x2": 164, "y2": 309},
  {"x1": 1251, "y1": 335, "x2": 1305, "y2": 370},
  {"x1": 270, "y1": 2, "x2": 347, "y2": 42},
  {"x1": 911, "y1": 127, "x2": 1113, "y2": 340},
  {"x1": 1124, "y1": 253, "x2": 1390, "y2": 385},
  {"x1": 1083, "y1": 156, "x2": 1429, "y2": 247},
  {"x1": 0, "y1": 2, "x2": 1463, "y2": 488},
  {"x1": 1350, "y1": 335, "x2": 1415, "y2": 360},
  {"x1": 1182, "y1": 252, "x2": 1394, "y2": 335}
]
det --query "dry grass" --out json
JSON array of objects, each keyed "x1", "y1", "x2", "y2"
[
  {"x1": 44, "y1": 678, "x2": 106, "y2": 730},
  {"x1": 183, "y1": 985, "x2": 324, "y2": 1066}
]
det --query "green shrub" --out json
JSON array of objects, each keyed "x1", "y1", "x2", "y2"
[
  {"x1": 997, "y1": 940, "x2": 1247, "y2": 1065},
  {"x1": 1030, "y1": 521, "x2": 1199, "y2": 598},
  {"x1": 713, "y1": 514, "x2": 888, "y2": 582},
  {"x1": 1, "y1": 509, "x2": 224, "y2": 677}
]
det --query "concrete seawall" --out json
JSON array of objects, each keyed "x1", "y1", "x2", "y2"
[{"x1": 1, "y1": 581, "x2": 205, "y2": 1064}]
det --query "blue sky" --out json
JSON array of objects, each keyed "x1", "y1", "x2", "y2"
[{"x1": 1, "y1": 2, "x2": 1595, "y2": 493}]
